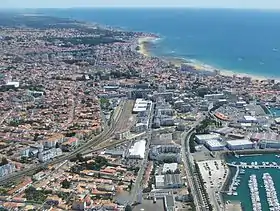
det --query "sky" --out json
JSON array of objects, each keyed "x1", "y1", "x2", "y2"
[{"x1": 2, "y1": 0, "x2": 280, "y2": 9}]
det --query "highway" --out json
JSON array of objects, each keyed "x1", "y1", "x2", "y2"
[
  {"x1": 181, "y1": 117, "x2": 209, "y2": 211},
  {"x1": 0, "y1": 100, "x2": 131, "y2": 185}
]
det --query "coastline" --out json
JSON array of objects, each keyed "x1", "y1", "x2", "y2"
[
  {"x1": 136, "y1": 36, "x2": 278, "y2": 81},
  {"x1": 137, "y1": 36, "x2": 155, "y2": 57}
]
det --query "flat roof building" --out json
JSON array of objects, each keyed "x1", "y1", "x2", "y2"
[
  {"x1": 132, "y1": 98, "x2": 152, "y2": 113},
  {"x1": 205, "y1": 139, "x2": 225, "y2": 151},
  {"x1": 195, "y1": 134, "x2": 221, "y2": 144},
  {"x1": 155, "y1": 174, "x2": 183, "y2": 189},
  {"x1": 162, "y1": 163, "x2": 178, "y2": 174},
  {"x1": 226, "y1": 139, "x2": 254, "y2": 150},
  {"x1": 128, "y1": 140, "x2": 146, "y2": 159}
]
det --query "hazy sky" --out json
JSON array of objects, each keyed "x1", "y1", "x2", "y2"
[{"x1": 2, "y1": 0, "x2": 280, "y2": 9}]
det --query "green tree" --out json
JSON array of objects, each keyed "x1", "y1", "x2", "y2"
[
  {"x1": 0, "y1": 157, "x2": 8, "y2": 166},
  {"x1": 61, "y1": 179, "x2": 71, "y2": 189},
  {"x1": 125, "y1": 205, "x2": 132, "y2": 211}
]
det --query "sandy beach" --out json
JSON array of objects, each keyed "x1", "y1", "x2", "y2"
[
  {"x1": 136, "y1": 37, "x2": 277, "y2": 81},
  {"x1": 137, "y1": 36, "x2": 156, "y2": 57}
]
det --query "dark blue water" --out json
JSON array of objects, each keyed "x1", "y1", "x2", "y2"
[{"x1": 36, "y1": 8, "x2": 280, "y2": 78}]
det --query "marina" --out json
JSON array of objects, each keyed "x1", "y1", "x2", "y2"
[
  {"x1": 262, "y1": 173, "x2": 280, "y2": 210},
  {"x1": 224, "y1": 153, "x2": 280, "y2": 211},
  {"x1": 248, "y1": 174, "x2": 262, "y2": 211}
]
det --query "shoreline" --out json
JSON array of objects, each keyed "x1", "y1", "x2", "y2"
[
  {"x1": 136, "y1": 36, "x2": 279, "y2": 82},
  {"x1": 137, "y1": 36, "x2": 157, "y2": 57}
]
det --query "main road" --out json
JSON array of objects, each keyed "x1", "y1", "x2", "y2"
[
  {"x1": 181, "y1": 116, "x2": 210, "y2": 211},
  {"x1": 0, "y1": 99, "x2": 132, "y2": 185}
]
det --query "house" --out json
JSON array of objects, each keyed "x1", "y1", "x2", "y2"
[{"x1": 61, "y1": 137, "x2": 79, "y2": 151}]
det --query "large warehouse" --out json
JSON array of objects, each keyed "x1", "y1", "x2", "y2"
[
  {"x1": 226, "y1": 139, "x2": 255, "y2": 150},
  {"x1": 195, "y1": 134, "x2": 221, "y2": 144},
  {"x1": 205, "y1": 139, "x2": 225, "y2": 151},
  {"x1": 128, "y1": 140, "x2": 146, "y2": 159},
  {"x1": 132, "y1": 98, "x2": 152, "y2": 113}
]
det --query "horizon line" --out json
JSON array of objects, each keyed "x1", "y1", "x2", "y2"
[{"x1": 1, "y1": 6, "x2": 280, "y2": 10}]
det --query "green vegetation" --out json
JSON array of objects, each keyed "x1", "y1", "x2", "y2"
[
  {"x1": 61, "y1": 179, "x2": 71, "y2": 189},
  {"x1": 25, "y1": 186, "x2": 48, "y2": 203},
  {"x1": 0, "y1": 157, "x2": 8, "y2": 166},
  {"x1": 86, "y1": 156, "x2": 108, "y2": 171},
  {"x1": 47, "y1": 36, "x2": 124, "y2": 47},
  {"x1": 189, "y1": 133, "x2": 197, "y2": 153},
  {"x1": 189, "y1": 117, "x2": 221, "y2": 153},
  {"x1": 125, "y1": 205, "x2": 132, "y2": 211},
  {"x1": 0, "y1": 187, "x2": 7, "y2": 195},
  {"x1": 194, "y1": 162, "x2": 213, "y2": 211},
  {"x1": 100, "y1": 98, "x2": 110, "y2": 109}
]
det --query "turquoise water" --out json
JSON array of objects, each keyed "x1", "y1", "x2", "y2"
[
  {"x1": 224, "y1": 154, "x2": 280, "y2": 210},
  {"x1": 35, "y1": 8, "x2": 280, "y2": 78},
  {"x1": 269, "y1": 107, "x2": 280, "y2": 117}
]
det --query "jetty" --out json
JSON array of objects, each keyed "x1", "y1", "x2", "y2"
[
  {"x1": 227, "y1": 162, "x2": 280, "y2": 169},
  {"x1": 227, "y1": 165, "x2": 240, "y2": 195},
  {"x1": 248, "y1": 174, "x2": 262, "y2": 211}
]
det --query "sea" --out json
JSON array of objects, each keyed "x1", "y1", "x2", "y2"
[
  {"x1": 27, "y1": 8, "x2": 280, "y2": 79},
  {"x1": 224, "y1": 153, "x2": 280, "y2": 210}
]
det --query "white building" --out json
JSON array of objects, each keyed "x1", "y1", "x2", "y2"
[
  {"x1": 155, "y1": 175, "x2": 165, "y2": 188},
  {"x1": 205, "y1": 139, "x2": 225, "y2": 151},
  {"x1": 6, "y1": 81, "x2": 19, "y2": 88},
  {"x1": 195, "y1": 134, "x2": 221, "y2": 144},
  {"x1": 128, "y1": 140, "x2": 146, "y2": 159},
  {"x1": 238, "y1": 116, "x2": 258, "y2": 123},
  {"x1": 162, "y1": 163, "x2": 178, "y2": 174},
  {"x1": 132, "y1": 98, "x2": 152, "y2": 113},
  {"x1": 204, "y1": 93, "x2": 224, "y2": 101},
  {"x1": 38, "y1": 148, "x2": 62, "y2": 162},
  {"x1": 226, "y1": 139, "x2": 254, "y2": 150},
  {"x1": 0, "y1": 163, "x2": 16, "y2": 177}
]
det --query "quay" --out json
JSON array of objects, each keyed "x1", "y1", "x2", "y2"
[{"x1": 227, "y1": 165, "x2": 240, "y2": 195}]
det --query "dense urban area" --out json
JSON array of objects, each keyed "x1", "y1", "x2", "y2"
[{"x1": 1, "y1": 13, "x2": 280, "y2": 211}]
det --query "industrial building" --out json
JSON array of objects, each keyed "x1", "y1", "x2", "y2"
[
  {"x1": 155, "y1": 174, "x2": 183, "y2": 189},
  {"x1": 103, "y1": 150, "x2": 124, "y2": 158},
  {"x1": 250, "y1": 132, "x2": 280, "y2": 143},
  {"x1": 128, "y1": 140, "x2": 146, "y2": 159},
  {"x1": 238, "y1": 116, "x2": 258, "y2": 124},
  {"x1": 226, "y1": 139, "x2": 255, "y2": 150},
  {"x1": 162, "y1": 163, "x2": 178, "y2": 174},
  {"x1": 259, "y1": 140, "x2": 280, "y2": 149},
  {"x1": 132, "y1": 98, "x2": 152, "y2": 113},
  {"x1": 195, "y1": 134, "x2": 221, "y2": 144},
  {"x1": 205, "y1": 140, "x2": 225, "y2": 151}
]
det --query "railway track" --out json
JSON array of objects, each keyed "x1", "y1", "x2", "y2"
[{"x1": 0, "y1": 100, "x2": 131, "y2": 185}]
